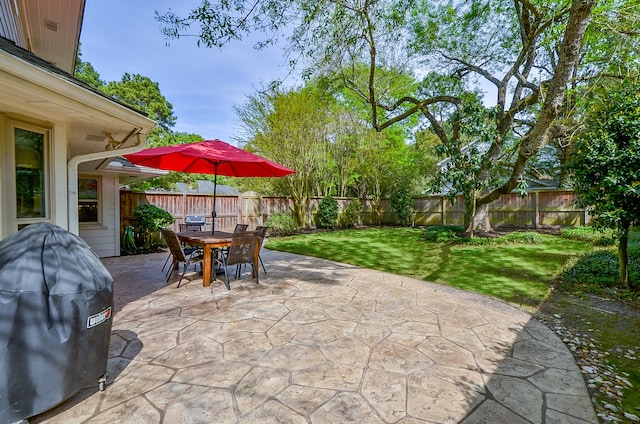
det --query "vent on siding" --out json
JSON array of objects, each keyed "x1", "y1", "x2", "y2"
[
  {"x1": 44, "y1": 20, "x2": 58, "y2": 32},
  {"x1": 86, "y1": 134, "x2": 105, "y2": 142}
]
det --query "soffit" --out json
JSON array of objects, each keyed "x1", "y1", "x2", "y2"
[
  {"x1": 0, "y1": 48, "x2": 156, "y2": 159},
  {"x1": 19, "y1": 0, "x2": 85, "y2": 74}
]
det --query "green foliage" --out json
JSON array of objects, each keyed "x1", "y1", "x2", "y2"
[
  {"x1": 265, "y1": 213, "x2": 300, "y2": 236},
  {"x1": 133, "y1": 203, "x2": 175, "y2": 231},
  {"x1": 431, "y1": 98, "x2": 503, "y2": 199},
  {"x1": 562, "y1": 251, "x2": 625, "y2": 288},
  {"x1": 74, "y1": 46, "x2": 104, "y2": 89},
  {"x1": 424, "y1": 227, "x2": 543, "y2": 245},
  {"x1": 424, "y1": 226, "x2": 463, "y2": 242},
  {"x1": 559, "y1": 226, "x2": 615, "y2": 246},
  {"x1": 561, "y1": 230, "x2": 640, "y2": 290},
  {"x1": 455, "y1": 231, "x2": 543, "y2": 246},
  {"x1": 235, "y1": 80, "x2": 424, "y2": 226},
  {"x1": 236, "y1": 83, "x2": 337, "y2": 225},
  {"x1": 103, "y1": 73, "x2": 176, "y2": 131},
  {"x1": 156, "y1": 0, "x2": 627, "y2": 234},
  {"x1": 133, "y1": 204, "x2": 175, "y2": 251},
  {"x1": 500, "y1": 232, "x2": 543, "y2": 244},
  {"x1": 568, "y1": 78, "x2": 640, "y2": 233},
  {"x1": 339, "y1": 199, "x2": 363, "y2": 228},
  {"x1": 317, "y1": 196, "x2": 339, "y2": 228},
  {"x1": 390, "y1": 187, "x2": 414, "y2": 226},
  {"x1": 146, "y1": 131, "x2": 203, "y2": 148},
  {"x1": 568, "y1": 77, "x2": 640, "y2": 285}
]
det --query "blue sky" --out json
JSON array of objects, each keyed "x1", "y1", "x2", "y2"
[{"x1": 80, "y1": 0, "x2": 294, "y2": 144}]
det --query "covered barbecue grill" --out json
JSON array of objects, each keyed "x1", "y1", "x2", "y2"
[
  {"x1": 183, "y1": 214, "x2": 206, "y2": 231},
  {"x1": 0, "y1": 223, "x2": 113, "y2": 423}
]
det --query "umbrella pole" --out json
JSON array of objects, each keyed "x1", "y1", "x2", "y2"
[{"x1": 212, "y1": 166, "x2": 218, "y2": 234}]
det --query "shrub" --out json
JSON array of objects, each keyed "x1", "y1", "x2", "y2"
[
  {"x1": 265, "y1": 213, "x2": 299, "y2": 236},
  {"x1": 390, "y1": 188, "x2": 414, "y2": 226},
  {"x1": 133, "y1": 203, "x2": 174, "y2": 251},
  {"x1": 455, "y1": 231, "x2": 543, "y2": 245},
  {"x1": 561, "y1": 230, "x2": 640, "y2": 290},
  {"x1": 424, "y1": 226, "x2": 463, "y2": 242},
  {"x1": 559, "y1": 226, "x2": 615, "y2": 246},
  {"x1": 317, "y1": 196, "x2": 339, "y2": 228},
  {"x1": 340, "y1": 199, "x2": 362, "y2": 228},
  {"x1": 562, "y1": 250, "x2": 623, "y2": 288},
  {"x1": 500, "y1": 231, "x2": 543, "y2": 244}
]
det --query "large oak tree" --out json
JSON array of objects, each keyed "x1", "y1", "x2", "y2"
[{"x1": 157, "y1": 0, "x2": 639, "y2": 232}]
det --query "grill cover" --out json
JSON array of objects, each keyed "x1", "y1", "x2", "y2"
[
  {"x1": 0, "y1": 223, "x2": 113, "y2": 423},
  {"x1": 185, "y1": 215, "x2": 206, "y2": 225}
]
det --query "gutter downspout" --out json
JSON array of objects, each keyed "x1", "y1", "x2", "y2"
[{"x1": 67, "y1": 130, "x2": 146, "y2": 235}]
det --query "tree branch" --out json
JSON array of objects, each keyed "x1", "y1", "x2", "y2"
[{"x1": 479, "y1": 0, "x2": 597, "y2": 206}]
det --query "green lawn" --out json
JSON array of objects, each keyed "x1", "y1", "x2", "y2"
[{"x1": 266, "y1": 227, "x2": 593, "y2": 308}]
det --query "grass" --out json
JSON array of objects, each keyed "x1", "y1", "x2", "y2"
[
  {"x1": 267, "y1": 227, "x2": 593, "y2": 308},
  {"x1": 266, "y1": 226, "x2": 640, "y2": 421}
]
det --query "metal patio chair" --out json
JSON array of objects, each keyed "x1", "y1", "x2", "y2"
[
  {"x1": 219, "y1": 231, "x2": 262, "y2": 288},
  {"x1": 161, "y1": 228, "x2": 204, "y2": 288}
]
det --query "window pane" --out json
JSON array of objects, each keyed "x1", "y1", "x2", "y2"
[
  {"x1": 15, "y1": 128, "x2": 46, "y2": 218},
  {"x1": 79, "y1": 201, "x2": 99, "y2": 222},
  {"x1": 78, "y1": 178, "x2": 99, "y2": 223},
  {"x1": 78, "y1": 178, "x2": 98, "y2": 200}
]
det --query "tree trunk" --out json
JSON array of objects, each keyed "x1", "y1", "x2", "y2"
[
  {"x1": 465, "y1": 203, "x2": 492, "y2": 234},
  {"x1": 464, "y1": 194, "x2": 492, "y2": 236},
  {"x1": 618, "y1": 221, "x2": 630, "y2": 287},
  {"x1": 290, "y1": 194, "x2": 308, "y2": 227}
]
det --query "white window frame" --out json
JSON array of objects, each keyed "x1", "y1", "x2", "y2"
[
  {"x1": 10, "y1": 121, "x2": 51, "y2": 230},
  {"x1": 78, "y1": 176, "x2": 102, "y2": 225}
]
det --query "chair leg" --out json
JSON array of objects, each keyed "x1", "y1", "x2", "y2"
[
  {"x1": 259, "y1": 255, "x2": 266, "y2": 274},
  {"x1": 164, "y1": 253, "x2": 176, "y2": 279},
  {"x1": 161, "y1": 252, "x2": 172, "y2": 272},
  {"x1": 223, "y1": 267, "x2": 230, "y2": 290},
  {"x1": 166, "y1": 258, "x2": 178, "y2": 283},
  {"x1": 177, "y1": 265, "x2": 189, "y2": 288},
  {"x1": 221, "y1": 259, "x2": 231, "y2": 290}
]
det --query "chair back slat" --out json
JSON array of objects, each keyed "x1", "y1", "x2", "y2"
[
  {"x1": 233, "y1": 224, "x2": 249, "y2": 234},
  {"x1": 226, "y1": 233, "x2": 260, "y2": 267},
  {"x1": 161, "y1": 228, "x2": 187, "y2": 262},
  {"x1": 255, "y1": 226, "x2": 268, "y2": 248}
]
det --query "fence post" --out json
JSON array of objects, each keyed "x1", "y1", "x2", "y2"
[
  {"x1": 441, "y1": 196, "x2": 446, "y2": 226},
  {"x1": 534, "y1": 192, "x2": 540, "y2": 229},
  {"x1": 583, "y1": 208, "x2": 589, "y2": 226},
  {"x1": 182, "y1": 193, "x2": 187, "y2": 224}
]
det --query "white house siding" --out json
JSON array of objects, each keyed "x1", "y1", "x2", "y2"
[{"x1": 79, "y1": 175, "x2": 118, "y2": 258}]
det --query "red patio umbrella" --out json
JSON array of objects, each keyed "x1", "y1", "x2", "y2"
[{"x1": 124, "y1": 139, "x2": 295, "y2": 233}]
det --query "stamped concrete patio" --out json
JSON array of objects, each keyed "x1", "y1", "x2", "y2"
[{"x1": 32, "y1": 249, "x2": 597, "y2": 423}]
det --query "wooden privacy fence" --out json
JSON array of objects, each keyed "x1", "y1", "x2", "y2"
[{"x1": 120, "y1": 189, "x2": 589, "y2": 233}]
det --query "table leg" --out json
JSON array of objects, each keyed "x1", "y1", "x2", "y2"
[
  {"x1": 253, "y1": 249, "x2": 260, "y2": 279},
  {"x1": 202, "y1": 245, "x2": 212, "y2": 287}
]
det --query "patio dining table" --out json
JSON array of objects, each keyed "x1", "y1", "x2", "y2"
[{"x1": 176, "y1": 230, "x2": 233, "y2": 287}]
